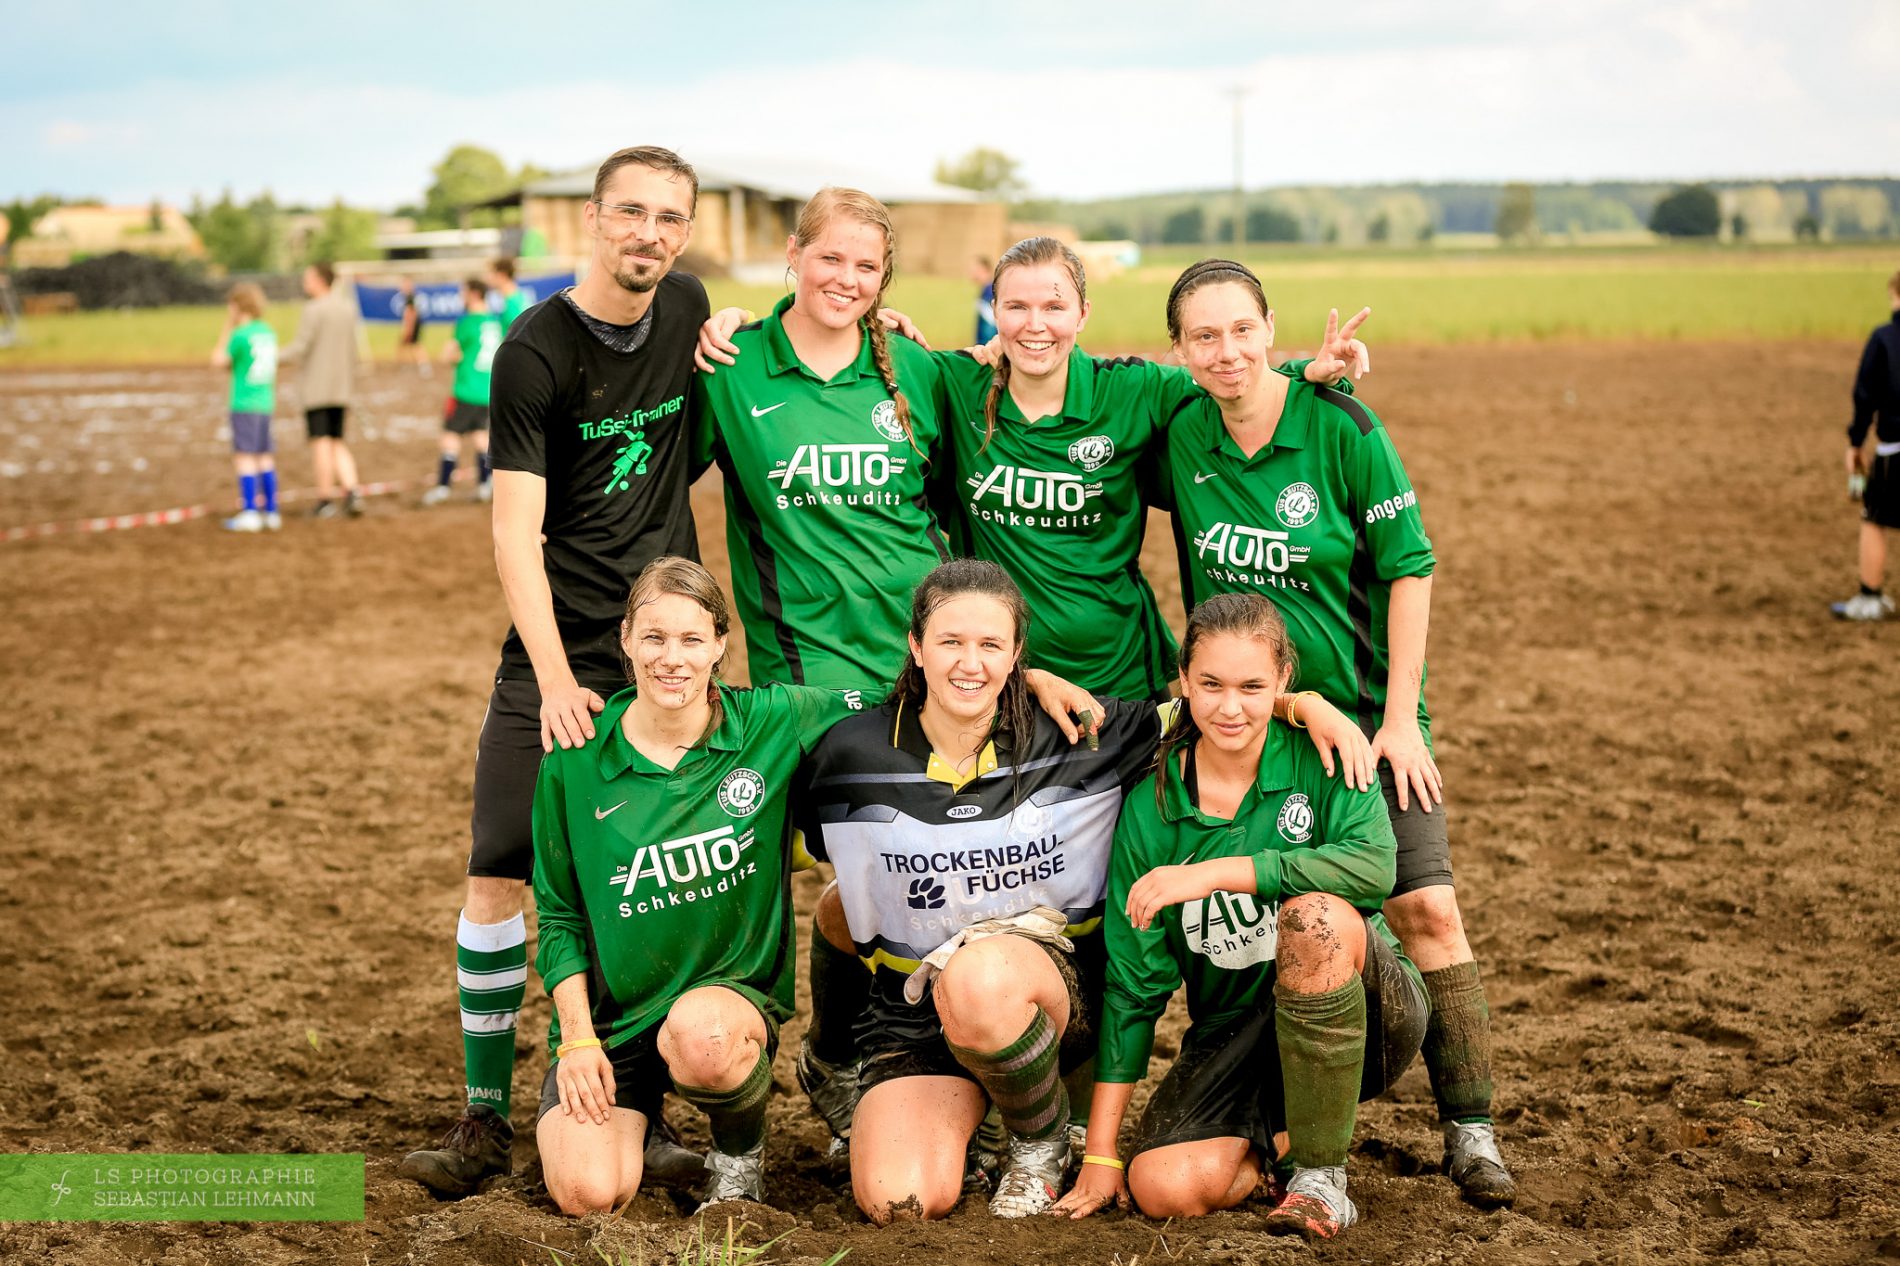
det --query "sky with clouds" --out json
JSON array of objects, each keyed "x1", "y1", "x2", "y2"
[{"x1": 6, "y1": 0, "x2": 1896, "y2": 208}]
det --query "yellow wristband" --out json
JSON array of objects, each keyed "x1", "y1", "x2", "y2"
[
  {"x1": 556, "y1": 1037, "x2": 602, "y2": 1058},
  {"x1": 1287, "y1": 690, "x2": 1320, "y2": 730},
  {"x1": 1082, "y1": 1154, "x2": 1125, "y2": 1171}
]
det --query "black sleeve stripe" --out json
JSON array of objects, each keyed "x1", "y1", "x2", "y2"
[
  {"x1": 1316, "y1": 385, "x2": 1377, "y2": 436},
  {"x1": 736, "y1": 320, "x2": 765, "y2": 334},
  {"x1": 1091, "y1": 355, "x2": 1151, "y2": 370}
]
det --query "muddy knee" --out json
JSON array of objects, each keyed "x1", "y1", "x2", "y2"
[{"x1": 1276, "y1": 892, "x2": 1363, "y2": 991}]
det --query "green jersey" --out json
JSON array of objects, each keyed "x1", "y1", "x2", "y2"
[
  {"x1": 1097, "y1": 723, "x2": 1414, "y2": 1083},
  {"x1": 500, "y1": 288, "x2": 531, "y2": 330},
  {"x1": 1160, "y1": 380, "x2": 1434, "y2": 734},
  {"x1": 933, "y1": 348, "x2": 1198, "y2": 699},
  {"x1": 694, "y1": 295, "x2": 949, "y2": 691},
  {"x1": 451, "y1": 310, "x2": 505, "y2": 406},
  {"x1": 532, "y1": 682, "x2": 862, "y2": 1052},
  {"x1": 226, "y1": 319, "x2": 277, "y2": 414}
]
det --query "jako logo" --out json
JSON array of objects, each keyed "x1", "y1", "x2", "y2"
[
  {"x1": 967, "y1": 465, "x2": 1102, "y2": 512},
  {"x1": 1068, "y1": 434, "x2": 1114, "y2": 472},
  {"x1": 1276, "y1": 793, "x2": 1314, "y2": 844},
  {"x1": 1194, "y1": 521, "x2": 1292, "y2": 572},
  {"x1": 947, "y1": 805, "x2": 982, "y2": 819},
  {"x1": 871, "y1": 400, "x2": 906, "y2": 442},
  {"x1": 907, "y1": 877, "x2": 946, "y2": 909},
  {"x1": 770, "y1": 444, "x2": 906, "y2": 490},
  {"x1": 718, "y1": 768, "x2": 765, "y2": 818}
]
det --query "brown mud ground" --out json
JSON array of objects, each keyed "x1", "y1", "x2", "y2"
[{"x1": 0, "y1": 344, "x2": 1895, "y2": 1265}]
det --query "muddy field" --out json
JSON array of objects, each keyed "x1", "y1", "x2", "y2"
[{"x1": 0, "y1": 343, "x2": 1895, "y2": 1265}]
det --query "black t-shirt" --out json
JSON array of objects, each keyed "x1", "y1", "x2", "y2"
[{"x1": 488, "y1": 273, "x2": 710, "y2": 687}]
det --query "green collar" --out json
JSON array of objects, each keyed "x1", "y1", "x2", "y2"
[
  {"x1": 761, "y1": 293, "x2": 878, "y2": 385},
  {"x1": 997, "y1": 346, "x2": 1097, "y2": 426},
  {"x1": 1161, "y1": 721, "x2": 1299, "y2": 824},
  {"x1": 1207, "y1": 379, "x2": 1308, "y2": 463},
  {"x1": 596, "y1": 682, "x2": 743, "y2": 779}
]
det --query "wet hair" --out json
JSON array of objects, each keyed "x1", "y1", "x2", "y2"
[
  {"x1": 308, "y1": 261, "x2": 336, "y2": 287},
  {"x1": 889, "y1": 559, "x2": 1037, "y2": 781},
  {"x1": 490, "y1": 257, "x2": 516, "y2": 280},
  {"x1": 593, "y1": 145, "x2": 699, "y2": 214},
  {"x1": 621, "y1": 556, "x2": 731, "y2": 742},
  {"x1": 1164, "y1": 258, "x2": 1270, "y2": 343},
  {"x1": 981, "y1": 236, "x2": 1087, "y2": 449},
  {"x1": 227, "y1": 282, "x2": 266, "y2": 319},
  {"x1": 1152, "y1": 592, "x2": 1299, "y2": 811},
  {"x1": 792, "y1": 187, "x2": 918, "y2": 453}
]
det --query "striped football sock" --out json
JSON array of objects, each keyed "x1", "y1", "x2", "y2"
[{"x1": 458, "y1": 911, "x2": 527, "y2": 1117}]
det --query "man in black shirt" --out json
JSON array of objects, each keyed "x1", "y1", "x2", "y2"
[
  {"x1": 401, "y1": 146, "x2": 711, "y2": 1196},
  {"x1": 1834, "y1": 269, "x2": 1900, "y2": 621}
]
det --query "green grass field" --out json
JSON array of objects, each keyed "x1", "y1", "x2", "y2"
[{"x1": 4, "y1": 245, "x2": 1893, "y2": 367}]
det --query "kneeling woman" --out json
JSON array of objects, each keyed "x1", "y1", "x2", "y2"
[
  {"x1": 532, "y1": 557, "x2": 863, "y2": 1214},
  {"x1": 1052, "y1": 593, "x2": 1427, "y2": 1241}
]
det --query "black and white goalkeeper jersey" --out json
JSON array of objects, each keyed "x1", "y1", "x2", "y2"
[{"x1": 793, "y1": 696, "x2": 1160, "y2": 982}]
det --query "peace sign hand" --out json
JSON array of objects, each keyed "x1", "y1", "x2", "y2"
[{"x1": 1303, "y1": 306, "x2": 1372, "y2": 384}]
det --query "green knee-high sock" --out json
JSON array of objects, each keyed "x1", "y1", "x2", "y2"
[
  {"x1": 1275, "y1": 976, "x2": 1367, "y2": 1170},
  {"x1": 950, "y1": 1007, "x2": 1068, "y2": 1142},
  {"x1": 1420, "y1": 961, "x2": 1496, "y2": 1124},
  {"x1": 458, "y1": 911, "x2": 527, "y2": 1117},
  {"x1": 674, "y1": 1047, "x2": 773, "y2": 1155},
  {"x1": 806, "y1": 930, "x2": 869, "y2": 1067}
]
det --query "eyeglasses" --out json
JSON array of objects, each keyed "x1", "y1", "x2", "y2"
[{"x1": 591, "y1": 200, "x2": 693, "y2": 238}]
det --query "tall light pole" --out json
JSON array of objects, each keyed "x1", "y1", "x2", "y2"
[{"x1": 1228, "y1": 86, "x2": 1249, "y2": 251}]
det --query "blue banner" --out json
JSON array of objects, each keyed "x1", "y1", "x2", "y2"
[{"x1": 353, "y1": 273, "x2": 575, "y2": 324}]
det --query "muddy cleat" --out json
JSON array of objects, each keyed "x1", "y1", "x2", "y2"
[
  {"x1": 222, "y1": 509, "x2": 264, "y2": 533},
  {"x1": 1831, "y1": 592, "x2": 1895, "y2": 621},
  {"x1": 475, "y1": 480, "x2": 493, "y2": 503},
  {"x1": 398, "y1": 1104, "x2": 514, "y2": 1197},
  {"x1": 345, "y1": 489, "x2": 365, "y2": 518},
  {"x1": 988, "y1": 1132, "x2": 1069, "y2": 1218},
  {"x1": 642, "y1": 1114, "x2": 707, "y2": 1190},
  {"x1": 262, "y1": 511, "x2": 282, "y2": 531},
  {"x1": 794, "y1": 1043, "x2": 860, "y2": 1156},
  {"x1": 420, "y1": 485, "x2": 452, "y2": 508},
  {"x1": 698, "y1": 1140, "x2": 764, "y2": 1209},
  {"x1": 1263, "y1": 1165, "x2": 1358, "y2": 1241},
  {"x1": 308, "y1": 499, "x2": 339, "y2": 520},
  {"x1": 1444, "y1": 1121, "x2": 1516, "y2": 1209}
]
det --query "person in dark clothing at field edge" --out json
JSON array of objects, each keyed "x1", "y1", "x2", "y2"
[{"x1": 1832, "y1": 268, "x2": 1900, "y2": 621}]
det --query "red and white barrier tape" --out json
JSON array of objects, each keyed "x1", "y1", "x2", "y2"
[{"x1": 2, "y1": 472, "x2": 472, "y2": 543}]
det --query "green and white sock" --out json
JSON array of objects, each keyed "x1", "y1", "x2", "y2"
[
  {"x1": 951, "y1": 1007, "x2": 1068, "y2": 1142},
  {"x1": 458, "y1": 911, "x2": 527, "y2": 1117},
  {"x1": 674, "y1": 1046, "x2": 773, "y2": 1155}
]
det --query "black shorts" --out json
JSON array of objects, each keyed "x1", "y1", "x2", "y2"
[
  {"x1": 536, "y1": 1010, "x2": 783, "y2": 1126},
  {"x1": 1128, "y1": 918, "x2": 1428, "y2": 1160},
  {"x1": 305, "y1": 406, "x2": 347, "y2": 441},
  {"x1": 1863, "y1": 450, "x2": 1900, "y2": 530},
  {"x1": 466, "y1": 675, "x2": 620, "y2": 881},
  {"x1": 1383, "y1": 760, "x2": 1454, "y2": 897},
  {"x1": 445, "y1": 400, "x2": 489, "y2": 435},
  {"x1": 857, "y1": 934, "x2": 1103, "y2": 1094}
]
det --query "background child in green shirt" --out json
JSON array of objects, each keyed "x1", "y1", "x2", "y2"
[
  {"x1": 210, "y1": 282, "x2": 279, "y2": 533},
  {"x1": 424, "y1": 278, "x2": 502, "y2": 506}
]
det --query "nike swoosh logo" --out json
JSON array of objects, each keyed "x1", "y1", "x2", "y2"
[
  {"x1": 595, "y1": 801, "x2": 627, "y2": 820},
  {"x1": 1194, "y1": 471, "x2": 1220, "y2": 484},
  {"x1": 750, "y1": 402, "x2": 786, "y2": 417}
]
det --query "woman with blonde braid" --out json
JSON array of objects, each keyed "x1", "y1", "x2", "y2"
[{"x1": 693, "y1": 187, "x2": 951, "y2": 694}]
